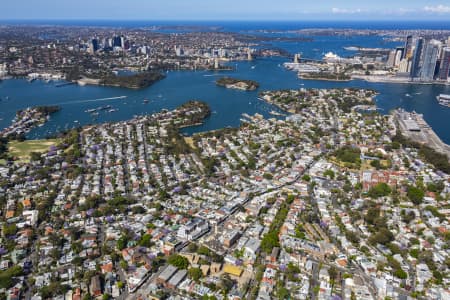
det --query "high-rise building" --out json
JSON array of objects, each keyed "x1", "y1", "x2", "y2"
[
  {"x1": 410, "y1": 38, "x2": 425, "y2": 79},
  {"x1": 387, "y1": 50, "x2": 396, "y2": 67},
  {"x1": 403, "y1": 35, "x2": 413, "y2": 59},
  {"x1": 113, "y1": 36, "x2": 122, "y2": 48},
  {"x1": 247, "y1": 48, "x2": 253, "y2": 61},
  {"x1": 420, "y1": 40, "x2": 440, "y2": 81},
  {"x1": 439, "y1": 47, "x2": 450, "y2": 80},
  {"x1": 398, "y1": 59, "x2": 409, "y2": 73},
  {"x1": 124, "y1": 40, "x2": 130, "y2": 50},
  {"x1": 91, "y1": 39, "x2": 99, "y2": 52},
  {"x1": 394, "y1": 48, "x2": 404, "y2": 67},
  {"x1": 214, "y1": 57, "x2": 219, "y2": 69}
]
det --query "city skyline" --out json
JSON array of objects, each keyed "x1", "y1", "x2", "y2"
[{"x1": 2, "y1": 0, "x2": 450, "y2": 20}]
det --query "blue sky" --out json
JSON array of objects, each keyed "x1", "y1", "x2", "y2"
[{"x1": 2, "y1": 0, "x2": 450, "y2": 20}]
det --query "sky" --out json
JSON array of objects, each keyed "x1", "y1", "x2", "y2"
[{"x1": 2, "y1": 0, "x2": 450, "y2": 21}]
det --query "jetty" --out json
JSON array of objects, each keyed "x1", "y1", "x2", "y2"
[{"x1": 394, "y1": 109, "x2": 450, "y2": 159}]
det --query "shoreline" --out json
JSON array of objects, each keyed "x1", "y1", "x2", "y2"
[
  {"x1": 299, "y1": 75, "x2": 351, "y2": 82},
  {"x1": 393, "y1": 109, "x2": 450, "y2": 160},
  {"x1": 351, "y1": 75, "x2": 450, "y2": 86}
]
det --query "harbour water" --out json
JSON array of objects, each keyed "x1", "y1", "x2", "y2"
[{"x1": 0, "y1": 23, "x2": 449, "y2": 143}]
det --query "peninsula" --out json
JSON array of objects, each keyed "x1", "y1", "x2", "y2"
[
  {"x1": 72, "y1": 71, "x2": 165, "y2": 89},
  {"x1": 0, "y1": 106, "x2": 60, "y2": 138}
]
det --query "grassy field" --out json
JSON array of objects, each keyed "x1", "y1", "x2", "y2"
[
  {"x1": 8, "y1": 139, "x2": 61, "y2": 162},
  {"x1": 0, "y1": 159, "x2": 6, "y2": 166}
]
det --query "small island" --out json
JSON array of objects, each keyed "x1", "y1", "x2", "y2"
[{"x1": 216, "y1": 77, "x2": 259, "y2": 91}]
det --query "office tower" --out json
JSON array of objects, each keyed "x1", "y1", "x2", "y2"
[
  {"x1": 247, "y1": 48, "x2": 252, "y2": 61},
  {"x1": 420, "y1": 40, "x2": 440, "y2": 81},
  {"x1": 120, "y1": 36, "x2": 125, "y2": 49},
  {"x1": 113, "y1": 36, "x2": 122, "y2": 48},
  {"x1": 439, "y1": 47, "x2": 450, "y2": 80},
  {"x1": 124, "y1": 40, "x2": 130, "y2": 50},
  {"x1": 403, "y1": 35, "x2": 413, "y2": 59},
  {"x1": 387, "y1": 50, "x2": 396, "y2": 67},
  {"x1": 398, "y1": 59, "x2": 409, "y2": 73},
  {"x1": 91, "y1": 39, "x2": 99, "y2": 52},
  {"x1": 175, "y1": 46, "x2": 182, "y2": 56},
  {"x1": 410, "y1": 38, "x2": 425, "y2": 79},
  {"x1": 214, "y1": 57, "x2": 219, "y2": 69},
  {"x1": 394, "y1": 48, "x2": 404, "y2": 66}
]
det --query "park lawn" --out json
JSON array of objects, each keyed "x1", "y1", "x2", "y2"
[
  {"x1": 0, "y1": 159, "x2": 6, "y2": 165},
  {"x1": 8, "y1": 139, "x2": 61, "y2": 162}
]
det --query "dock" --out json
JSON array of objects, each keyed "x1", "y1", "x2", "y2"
[{"x1": 394, "y1": 109, "x2": 450, "y2": 159}]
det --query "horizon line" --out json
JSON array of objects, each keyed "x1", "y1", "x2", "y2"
[{"x1": 1, "y1": 18, "x2": 450, "y2": 22}]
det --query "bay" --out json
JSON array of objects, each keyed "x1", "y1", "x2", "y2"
[{"x1": 0, "y1": 26, "x2": 449, "y2": 143}]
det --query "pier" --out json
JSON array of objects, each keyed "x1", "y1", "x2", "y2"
[{"x1": 394, "y1": 109, "x2": 450, "y2": 159}]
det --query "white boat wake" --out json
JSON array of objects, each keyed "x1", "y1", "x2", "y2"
[{"x1": 59, "y1": 96, "x2": 128, "y2": 105}]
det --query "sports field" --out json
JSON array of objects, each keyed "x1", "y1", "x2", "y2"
[{"x1": 8, "y1": 139, "x2": 60, "y2": 162}]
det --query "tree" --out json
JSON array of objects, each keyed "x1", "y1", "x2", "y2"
[
  {"x1": 364, "y1": 207, "x2": 380, "y2": 225},
  {"x1": 117, "y1": 235, "x2": 128, "y2": 250},
  {"x1": 82, "y1": 294, "x2": 93, "y2": 300},
  {"x1": 407, "y1": 186, "x2": 424, "y2": 205},
  {"x1": 187, "y1": 243, "x2": 198, "y2": 252},
  {"x1": 369, "y1": 228, "x2": 394, "y2": 245},
  {"x1": 102, "y1": 294, "x2": 111, "y2": 300},
  {"x1": 277, "y1": 287, "x2": 289, "y2": 299},
  {"x1": 2, "y1": 224, "x2": 17, "y2": 236},
  {"x1": 285, "y1": 263, "x2": 301, "y2": 282},
  {"x1": 39, "y1": 282, "x2": 69, "y2": 299},
  {"x1": 120, "y1": 260, "x2": 128, "y2": 270},
  {"x1": 0, "y1": 266, "x2": 23, "y2": 289},
  {"x1": 346, "y1": 231, "x2": 360, "y2": 244},
  {"x1": 30, "y1": 151, "x2": 42, "y2": 162},
  {"x1": 261, "y1": 231, "x2": 279, "y2": 253},
  {"x1": 168, "y1": 254, "x2": 189, "y2": 269},
  {"x1": 394, "y1": 269, "x2": 407, "y2": 279},
  {"x1": 263, "y1": 173, "x2": 273, "y2": 180},
  {"x1": 138, "y1": 234, "x2": 153, "y2": 248},
  {"x1": 401, "y1": 210, "x2": 416, "y2": 224},
  {"x1": 188, "y1": 268, "x2": 203, "y2": 282},
  {"x1": 117, "y1": 281, "x2": 124, "y2": 289},
  {"x1": 328, "y1": 266, "x2": 338, "y2": 286},
  {"x1": 367, "y1": 183, "x2": 391, "y2": 198},
  {"x1": 197, "y1": 246, "x2": 211, "y2": 256},
  {"x1": 218, "y1": 274, "x2": 234, "y2": 293},
  {"x1": 334, "y1": 146, "x2": 361, "y2": 165},
  {"x1": 324, "y1": 169, "x2": 335, "y2": 179},
  {"x1": 409, "y1": 248, "x2": 420, "y2": 259},
  {"x1": 370, "y1": 159, "x2": 381, "y2": 169}
]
